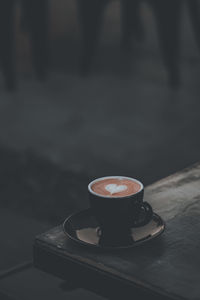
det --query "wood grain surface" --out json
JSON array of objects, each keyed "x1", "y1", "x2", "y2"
[{"x1": 34, "y1": 163, "x2": 200, "y2": 300}]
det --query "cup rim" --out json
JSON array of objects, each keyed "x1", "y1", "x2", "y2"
[{"x1": 88, "y1": 176, "x2": 144, "y2": 199}]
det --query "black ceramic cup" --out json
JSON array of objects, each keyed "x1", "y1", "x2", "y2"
[{"x1": 88, "y1": 176, "x2": 153, "y2": 246}]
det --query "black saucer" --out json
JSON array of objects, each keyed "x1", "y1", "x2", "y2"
[{"x1": 63, "y1": 209, "x2": 165, "y2": 249}]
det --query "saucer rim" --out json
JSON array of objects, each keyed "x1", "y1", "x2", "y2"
[{"x1": 63, "y1": 208, "x2": 166, "y2": 250}]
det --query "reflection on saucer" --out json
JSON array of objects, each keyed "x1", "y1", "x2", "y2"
[
  {"x1": 76, "y1": 228, "x2": 99, "y2": 245},
  {"x1": 63, "y1": 209, "x2": 165, "y2": 249}
]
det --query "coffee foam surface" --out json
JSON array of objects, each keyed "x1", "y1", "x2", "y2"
[{"x1": 91, "y1": 177, "x2": 141, "y2": 197}]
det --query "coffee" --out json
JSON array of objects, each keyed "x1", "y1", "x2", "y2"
[
  {"x1": 88, "y1": 176, "x2": 152, "y2": 246},
  {"x1": 90, "y1": 176, "x2": 141, "y2": 198}
]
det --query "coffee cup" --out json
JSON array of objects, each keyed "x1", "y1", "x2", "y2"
[{"x1": 88, "y1": 176, "x2": 153, "y2": 246}]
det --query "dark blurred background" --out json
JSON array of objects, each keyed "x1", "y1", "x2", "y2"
[{"x1": 0, "y1": 0, "x2": 200, "y2": 299}]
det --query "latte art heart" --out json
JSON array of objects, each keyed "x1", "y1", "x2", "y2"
[
  {"x1": 90, "y1": 177, "x2": 141, "y2": 197},
  {"x1": 105, "y1": 184, "x2": 127, "y2": 195}
]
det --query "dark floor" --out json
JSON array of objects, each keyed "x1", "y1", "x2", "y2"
[
  {"x1": 1, "y1": 1, "x2": 200, "y2": 184},
  {"x1": 0, "y1": 1, "x2": 200, "y2": 299}
]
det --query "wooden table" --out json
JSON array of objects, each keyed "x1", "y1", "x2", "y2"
[{"x1": 34, "y1": 164, "x2": 200, "y2": 300}]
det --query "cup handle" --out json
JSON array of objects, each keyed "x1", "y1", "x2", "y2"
[{"x1": 133, "y1": 201, "x2": 153, "y2": 227}]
